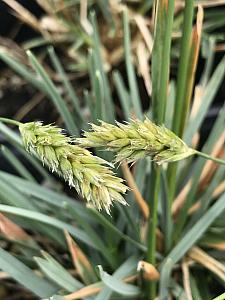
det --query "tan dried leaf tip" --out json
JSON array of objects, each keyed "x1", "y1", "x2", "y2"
[
  {"x1": 137, "y1": 260, "x2": 160, "y2": 281},
  {"x1": 76, "y1": 118, "x2": 195, "y2": 164},
  {"x1": 19, "y1": 122, "x2": 128, "y2": 214}
]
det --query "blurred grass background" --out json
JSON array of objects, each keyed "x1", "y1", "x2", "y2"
[{"x1": 0, "y1": 1, "x2": 225, "y2": 299}]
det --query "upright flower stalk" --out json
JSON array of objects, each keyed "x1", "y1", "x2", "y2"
[{"x1": 19, "y1": 121, "x2": 128, "y2": 214}]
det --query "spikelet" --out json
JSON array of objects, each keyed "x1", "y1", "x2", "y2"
[
  {"x1": 19, "y1": 122, "x2": 128, "y2": 214},
  {"x1": 76, "y1": 118, "x2": 195, "y2": 165}
]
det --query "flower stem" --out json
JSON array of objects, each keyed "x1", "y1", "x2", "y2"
[
  {"x1": 0, "y1": 118, "x2": 21, "y2": 126},
  {"x1": 166, "y1": 0, "x2": 195, "y2": 253},
  {"x1": 195, "y1": 150, "x2": 225, "y2": 166}
]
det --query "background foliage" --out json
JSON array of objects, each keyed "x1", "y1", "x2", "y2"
[{"x1": 0, "y1": 0, "x2": 225, "y2": 299}]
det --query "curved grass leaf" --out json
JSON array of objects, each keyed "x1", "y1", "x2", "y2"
[
  {"x1": 0, "y1": 247, "x2": 57, "y2": 298},
  {"x1": 160, "y1": 191, "x2": 225, "y2": 299},
  {"x1": 96, "y1": 256, "x2": 139, "y2": 300},
  {"x1": 35, "y1": 251, "x2": 83, "y2": 292},
  {"x1": 27, "y1": 50, "x2": 78, "y2": 135},
  {"x1": 0, "y1": 204, "x2": 98, "y2": 250},
  {"x1": 97, "y1": 265, "x2": 140, "y2": 297}
]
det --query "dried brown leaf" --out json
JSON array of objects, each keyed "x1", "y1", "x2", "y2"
[
  {"x1": 137, "y1": 260, "x2": 159, "y2": 281},
  {"x1": 0, "y1": 213, "x2": 31, "y2": 241}
]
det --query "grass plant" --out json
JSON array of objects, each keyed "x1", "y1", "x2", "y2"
[{"x1": 0, "y1": 1, "x2": 225, "y2": 300}]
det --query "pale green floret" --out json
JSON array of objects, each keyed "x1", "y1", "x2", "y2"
[
  {"x1": 76, "y1": 118, "x2": 195, "y2": 164},
  {"x1": 19, "y1": 122, "x2": 128, "y2": 214}
]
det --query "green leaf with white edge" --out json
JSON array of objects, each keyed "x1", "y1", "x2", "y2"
[
  {"x1": 0, "y1": 171, "x2": 94, "y2": 223},
  {"x1": 0, "y1": 145, "x2": 36, "y2": 182},
  {"x1": 160, "y1": 191, "x2": 225, "y2": 299},
  {"x1": 90, "y1": 12, "x2": 115, "y2": 123},
  {"x1": 35, "y1": 251, "x2": 83, "y2": 292},
  {"x1": 27, "y1": 50, "x2": 78, "y2": 135},
  {"x1": 123, "y1": 9, "x2": 142, "y2": 119},
  {"x1": 0, "y1": 204, "x2": 99, "y2": 250},
  {"x1": 0, "y1": 176, "x2": 36, "y2": 210},
  {"x1": 97, "y1": 265, "x2": 140, "y2": 297},
  {"x1": 96, "y1": 256, "x2": 139, "y2": 300},
  {"x1": 0, "y1": 247, "x2": 57, "y2": 298},
  {"x1": 47, "y1": 46, "x2": 85, "y2": 128},
  {"x1": 0, "y1": 121, "x2": 22, "y2": 146},
  {"x1": 0, "y1": 51, "x2": 46, "y2": 92},
  {"x1": 113, "y1": 71, "x2": 131, "y2": 121}
]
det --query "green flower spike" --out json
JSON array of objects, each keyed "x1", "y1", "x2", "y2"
[
  {"x1": 19, "y1": 122, "x2": 128, "y2": 214},
  {"x1": 76, "y1": 118, "x2": 196, "y2": 165}
]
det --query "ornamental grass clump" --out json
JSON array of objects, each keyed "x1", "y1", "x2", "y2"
[
  {"x1": 19, "y1": 121, "x2": 128, "y2": 214},
  {"x1": 76, "y1": 117, "x2": 196, "y2": 164}
]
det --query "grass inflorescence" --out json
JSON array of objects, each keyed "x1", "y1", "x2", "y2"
[
  {"x1": 76, "y1": 118, "x2": 196, "y2": 165},
  {"x1": 19, "y1": 121, "x2": 128, "y2": 214}
]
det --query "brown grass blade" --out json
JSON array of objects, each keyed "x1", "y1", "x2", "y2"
[
  {"x1": 188, "y1": 247, "x2": 225, "y2": 283},
  {"x1": 190, "y1": 86, "x2": 204, "y2": 119},
  {"x1": 207, "y1": 242, "x2": 225, "y2": 251},
  {"x1": 64, "y1": 275, "x2": 137, "y2": 300},
  {"x1": 212, "y1": 179, "x2": 225, "y2": 199},
  {"x1": 174, "y1": 132, "x2": 225, "y2": 217},
  {"x1": 134, "y1": 15, "x2": 153, "y2": 55},
  {"x1": 137, "y1": 41, "x2": 152, "y2": 96},
  {"x1": 65, "y1": 231, "x2": 96, "y2": 284},
  {"x1": 172, "y1": 180, "x2": 192, "y2": 218},
  {"x1": 2, "y1": 0, "x2": 48, "y2": 37},
  {"x1": 36, "y1": 0, "x2": 53, "y2": 14},
  {"x1": 121, "y1": 162, "x2": 149, "y2": 219},
  {"x1": 64, "y1": 283, "x2": 102, "y2": 300},
  {"x1": 0, "y1": 213, "x2": 31, "y2": 241},
  {"x1": 80, "y1": 0, "x2": 93, "y2": 35},
  {"x1": 199, "y1": 131, "x2": 225, "y2": 185},
  {"x1": 180, "y1": 5, "x2": 204, "y2": 134},
  {"x1": 215, "y1": 43, "x2": 225, "y2": 52}
]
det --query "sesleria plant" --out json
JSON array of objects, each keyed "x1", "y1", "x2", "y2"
[{"x1": 1, "y1": 1, "x2": 225, "y2": 300}]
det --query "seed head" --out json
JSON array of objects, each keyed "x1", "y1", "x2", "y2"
[
  {"x1": 19, "y1": 122, "x2": 128, "y2": 214},
  {"x1": 76, "y1": 118, "x2": 195, "y2": 164}
]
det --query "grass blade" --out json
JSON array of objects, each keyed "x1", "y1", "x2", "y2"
[
  {"x1": 0, "y1": 52, "x2": 46, "y2": 92},
  {"x1": 27, "y1": 50, "x2": 78, "y2": 135},
  {"x1": 0, "y1": 204, "x2": 98, "y2": 250},
  {"x1": 123, "y1": 9, "x2": 142, "y2": 119},
  {"x1": 0, "y1": 247, "x2": 57, "y2": 298},
  {"x1": 35, "y1": 251, "x2": 83, "y2": 292},
  {"x1": 90, "y1": 12, "x2": 115, "y2": 123},
  {"x1": 0, "y1": 145, "x2": 36, "y2": 182},
  {"x1": 97, "y1": 265, "x2": 140, "y2": 297},
  {"x1": 47, "y1": 46, "x2": 85, "y2": 127},
  {"x1": 160, "y1": 191, "x2": 225, "y2": 298}
]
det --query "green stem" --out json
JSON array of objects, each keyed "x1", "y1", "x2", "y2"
[
  {"x1": 148, "y1": 1, "x2": 174, "y2": 298},
  {"x1": 0, "y1": 118, "x2": 21, "y2": 127},
  {"x1": 171, "y1": 0, "x2": 195, "y2": 136},
  {"x1": 195, "y1": 150, "x2": 225, "y2": 166},
  {"x1": 147, "y1": 165, "x2": 161, "y2": 298},
  {"x1": 166, "y1": 0, "x2": 195, "y2": 252}
]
